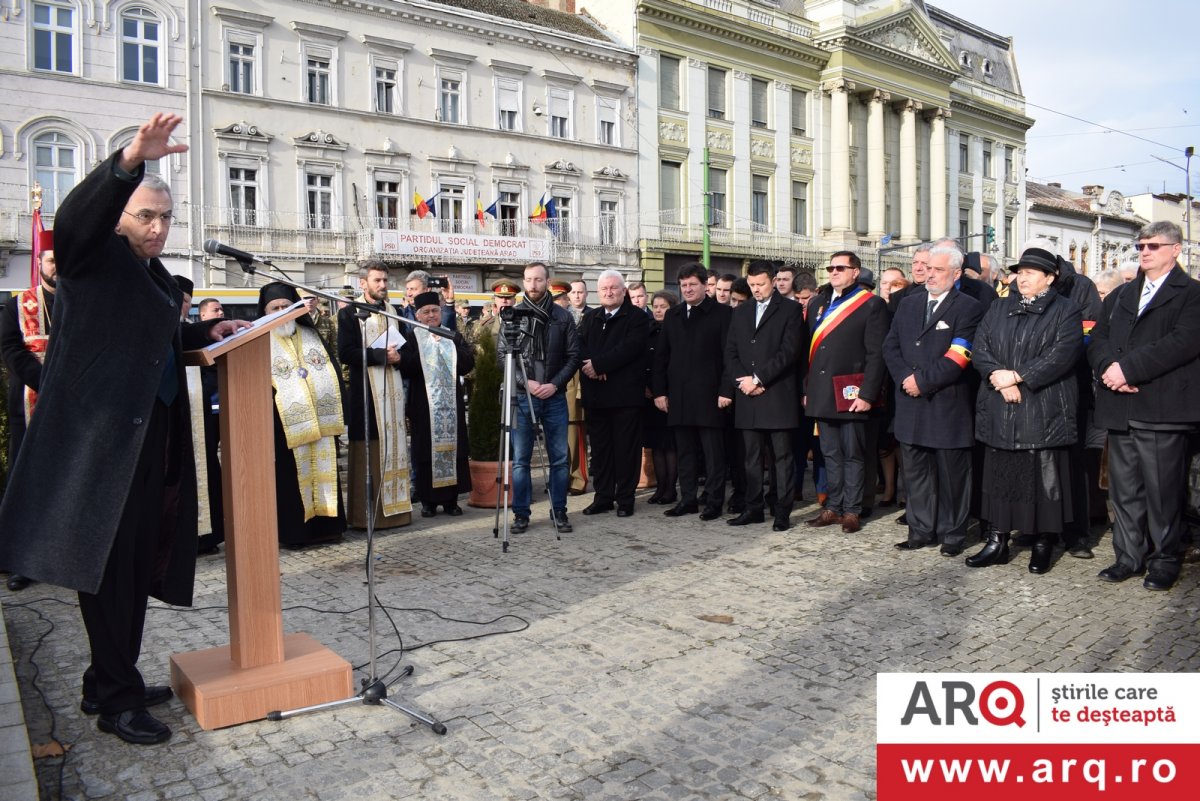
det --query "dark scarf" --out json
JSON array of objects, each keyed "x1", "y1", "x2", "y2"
[{"x1": 516, "y1": 290, "x2": 554, "y2": 362}]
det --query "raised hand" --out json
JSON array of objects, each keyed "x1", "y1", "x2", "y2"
[{"x1": 119, "y1": 113, "x2": 189, "y2": 172}]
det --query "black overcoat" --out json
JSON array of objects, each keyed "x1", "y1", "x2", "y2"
[
  {"x1": 883, "y1": 288, "x2": 983, "y2": 450},
  {"x1": 724, "y1": 291, "x2": 805, "y2": 430},
  {"x1": 1088, "y1": 265, "x2": 1200, "y2": 429},
  {"x1": 651, "y1": 294, "x2": 732, "y2": 428},
  {"x1": 579, "y1": 295, "x2": 650, "y2": 409},
  {"x1": 0, "y1": 152, "x2": 213, "y2": 604},
  {"x1": 804, "y1": 286, "x2": 889, "y2": 421}
]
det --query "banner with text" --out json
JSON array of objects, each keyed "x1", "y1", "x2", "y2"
[{"x1": 371, "y1": 230, "x2": 550, "y2": 263}]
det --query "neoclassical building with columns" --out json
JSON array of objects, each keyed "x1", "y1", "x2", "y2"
[{"x1": 589, "y1": 0, "x2": 1033, "y2": 284}]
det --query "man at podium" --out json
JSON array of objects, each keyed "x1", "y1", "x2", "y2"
[{"x1": 0, "y1": 113, "x2": 248, "y2": 744}]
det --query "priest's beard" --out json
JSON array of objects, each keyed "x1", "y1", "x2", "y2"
[{"x1": 278, "y1": 319, "x2": 297, "y2": 338}]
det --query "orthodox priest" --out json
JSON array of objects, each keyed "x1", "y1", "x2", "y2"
[
  {"x1": 0, "y1": 113, "x2": 249, "y2": 745},
  {"x1": 1, "y1": 229, "x2": 56, "y2": 591},
  {"x1": 259, "y1": 283, "x2": 347, "y2": 548},
  {"x1": 400, "y1": 292, "x2": 474, "y2": 517},
  {"x1": 337, "y1": 260, "x2": 413, "y2": 529}
]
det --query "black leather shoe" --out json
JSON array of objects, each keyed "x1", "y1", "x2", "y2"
[
  {"x1": 727, "y1": 511, "x2": 765, "y2": 526},
  {"x1": 82, "y1": 685, "x2": 173, "y2": 716},
  {"x1": 772, "y1": 517, "x2": 791, "y2": 532},
  {"x1": 1028, "y1": 541, "x2": 1054, "y2": 574},
  {"x1": 551, "y1": 509, "x2": 572, "y2": 533},
  {"x1": 894, "y1": 540, "x2": 931, "y2": 551},
  {"x1": 420, "y1": 504, "x2": 438, "y2": 518},
  {"x1": 699, "y1": 509, "x2": 722, "y2": 521},
  {"x1": 727, "y1": 502, "x2": 745, "y2": 515},
  {"x1": 6, "y1": 574, "x2": 32, "y2": 591},
  {"x1": 196, "y1": 545, "x2": 220, "y2": 556},
  {"x1": 445, "y1": 504, "x2": 463, "y2": 516},
  {"x1": 97, "y1": 708, "x2": 171, "y2": 745},
  {"x1": 895, "y1": 514, "x2": 908, "y2": 526},
  {"x1": 1097, "y1": 564, "x2": 1143, "y2": 583},
  {"x1": 664, "y1": 502, "x2": 699, "y2": 517},
  {"x1": 939, "y1": 544, "x2": 965, "y2": 557},
  {"x1": 616, "y1": 506, "x2": 633, "y2": 518},
  {"x1": 582, "y1": 501, "x2": 614, "y2": 515},
  {"x1": 511, "y1": 516, "x2": 529, "y2": 534},
  {"x1": 1143, "y1": 572, "x2": 1177, "y2": 591}
]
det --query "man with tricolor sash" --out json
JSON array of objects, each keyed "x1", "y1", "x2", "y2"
[
  {"x1": 1, "y1": 229, "x2": 56, "y2": 591},
  {"x1": 803, "y1": 251, "x2": 890, "y2": 534},
  {"x1": 883, "y1": 242, "x2": 983, "y2": 555}
]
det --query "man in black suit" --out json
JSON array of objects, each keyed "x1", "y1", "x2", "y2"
[
  {"x1": 804, "y1": 251, "x2": 889, "y2": 534},
  {"x1": 653, "y1": 262, "x2": 733, "y2": 520},
  {"x1": 579, "y1": 270, "x2": 650, "y2": 517},
  {"x1": 884, "y1": 243, "x2": 984, "y2": 555},
  {"x1": 0, "y1": 114, "x2": 248, "y2": 745},
  {"x1": 1090, "y1": 221, "x2": 1200, "y2": 591},
  {"x1": 721, "y1": 262, "x2": 805, "y2": 531}
]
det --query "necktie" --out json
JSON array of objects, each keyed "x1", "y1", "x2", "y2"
[
  {"x1": 925, "y1": 298, "x2": 937, "y2": 325},
  {"x1": 686, "y1": 306, "x2": 691, "y2": 321},
  {"x1": 755, "y1": 301, "x2": 768, "y2": 327},
  {"x1": 1138, "y1": 281, "x2": 1154, "y2": 316}
]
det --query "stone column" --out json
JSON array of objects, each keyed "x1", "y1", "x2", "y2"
[
  {"x1": 866, "y1": 89, "x2": 890, "y2": 240},
  {"x1": 898, "y1": 98, "x2": 922, "y2": 241},
  {"x1": 826, "y1": 78, "x2": 855, "y2": 233},
  {"x1": 928, "y1": 107, "x2": 949, "y2": 238}
]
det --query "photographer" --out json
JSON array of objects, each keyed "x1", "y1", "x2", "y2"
[
  {"x1": 402, "y1": 269, "x2": 457, "y2": 331},
  {"x1": 499, "y1": 262, "x2": 581, "y2": 534}
]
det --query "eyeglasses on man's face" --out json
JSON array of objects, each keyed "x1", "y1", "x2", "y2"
[
  {"x1": 1133, "y1": 241, "x2": 1176, "y2": 252},
  {"x1": 123, "y1": 210, "x2": 176, "y2": 226},
  {"x1": 828, "y1": 264, "x2": 853, "y2": 272}
]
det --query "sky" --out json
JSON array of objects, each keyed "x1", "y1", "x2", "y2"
[{"x1": 932, "y1": 0, "x2": 1199, "y2": 198}]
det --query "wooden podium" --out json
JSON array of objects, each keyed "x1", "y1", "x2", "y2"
[{"x1": 172, "y1": 306, "x2": 352, "y2": 730}]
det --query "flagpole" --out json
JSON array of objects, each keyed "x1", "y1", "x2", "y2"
[
  {"x1": 30, "y1": 182, "x2": 44, "y2": 289},
  {"x1": 702, "y1": 148, "x2": 711, "y2": 273}
]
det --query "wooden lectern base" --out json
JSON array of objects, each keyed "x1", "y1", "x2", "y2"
[{"x1": 170, "y1": 633, "x2": 353, "y2": 730}]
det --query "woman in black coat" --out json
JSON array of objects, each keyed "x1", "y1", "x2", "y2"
[
  {"x1": 644, "y1": 290, "x2": 678, "y2": 504},
  {"x1": 967, "y1": 247, "x2": 1084, "y2": 574}
]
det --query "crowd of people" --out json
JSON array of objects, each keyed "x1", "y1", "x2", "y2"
[{"x1": 0, "y1": 113, "x2": 1197, "y2": 749}]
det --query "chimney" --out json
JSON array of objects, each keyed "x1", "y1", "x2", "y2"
[
  {"x1": 1082, "y1": 185, "x2": 1104, "y2": 197},
  {"x1": 1047, "y1": 182, "x2": 1061, "y2": 189},
  {"x1": 526, "y1": 0, "x2": 577, "y2": 11}
]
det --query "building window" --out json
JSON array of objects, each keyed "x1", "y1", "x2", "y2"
[
  {"x1": 497, "y1": 78, "x2": 520, "y2": 131},
  {"x1": 598, "y1": 198, "x2": 618, "y2": 246},
  {"x1": 659, "y1": 54, "x2": 680, "y2": 111},
  {"x1": 438, "y1": 184, "x2": 464, "y2": 233},
  {"x1": 33, "y1": 131, "x2": 77, "y2": 214},
  {"x1": 1005, "y1": 215, "x2": 1015, "y2": 257},
  {"x1": 751, "y1": 78, "x2": 769, "y2": 128},
  {"x1": 121, "y1": 7, "x2": 160, "y2": 84},
  {"x1": 498, "y1": 190, "x2": 520, "y2": 236},
  {"x1": 439, "y1": 73, "x2": 462, "y2": 123},
  {"x1": 707, "y1": 66, "x2": 726, "y2": 119},
  {"x1": 374, "y1": 65, "x2": 398, "y2": 114},
  {"x1": 228, "y1": 38, "x2": 255, "y2": 94},
  {"x1": 307, "y1": 53, "x2": 332, "y2": 105},
  {"x1": 306, "y1": 173, "x2": 333, "y2": 229},
  {"x1": 959, "y1": 135, "x2": 969, "y2": 172},
  {"x1": 552, "y1": 193, "x2": 572, "y2": 241},
  {"x1": 229, "y1": 167, "x2": 259, "y2": 225},
  {"x1": 374, "y1": 179, "x2": 400, "y2": 229},
  {"x1": 660, "y1": 160, "x2": 681, "y2": 224},
  {"x1": 32, "y1": 1, "x2": 75, "y2": 73},
  {"x1": 790, "y1": 181, "x2": 808, "y2": 236},
  {"x1": 597, "y1": 96, "x2": 618, "y2": 146},
  {"x1": 1004, "y1": 146, "x2": 1015, "y2": 183},
  {"x1": 708, "y1": 167, "x2": 727, "y2": 227},
  {"x1": 791, "y1": 88, "x2": 807, "y2": 136},
  {"x1": 548, "y1": 88, "x2": 571, "y2": 139},
  {"x1": 751, "y1": 175, "x2": 769, "y2": 231},
  {"x1": 983, "y1": 142, "x2": 993, "y2": 179},
  {"x1": 958, "y1": 209, "x2": 970, "y2": 242}
]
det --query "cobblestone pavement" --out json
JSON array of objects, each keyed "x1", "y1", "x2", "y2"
[{"x1": 4, "y1": 493, "x2": 1199, "y2": 801}]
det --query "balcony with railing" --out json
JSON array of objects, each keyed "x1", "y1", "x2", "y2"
[{"x1": 688, "y1": 0, "x2": 814, "y2": 40}]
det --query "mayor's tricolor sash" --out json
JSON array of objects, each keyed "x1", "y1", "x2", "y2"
[{"x1": 809, "y1": 286, "x2": 873, "y2": 361}]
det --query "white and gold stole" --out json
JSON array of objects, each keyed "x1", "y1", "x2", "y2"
[{"x1": 359, "y1": 299, "x2": 412, "y2": 516}]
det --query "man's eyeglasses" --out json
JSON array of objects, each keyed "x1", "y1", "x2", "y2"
[
  {"x1": 123, "y1": 210, "x2": 176, "y2": 225},
  {"x1": 1133, "y1": 242, "x2": 1175, "y2": 252},
  {"x1": 828, "y1": 264, "x2": 853, "y2": 272}
]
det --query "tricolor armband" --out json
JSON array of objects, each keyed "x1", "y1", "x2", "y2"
[
  {"x1": 944, "y1": 337, "x2": 972, "y2": 368},
  {"x1": 1082, "y1": 320, "x2": 1095, "y2": 346}
]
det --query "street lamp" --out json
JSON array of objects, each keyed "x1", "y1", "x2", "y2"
[{"x1": 1152, "y1": 146, "x2": 1195, "y2": 275}]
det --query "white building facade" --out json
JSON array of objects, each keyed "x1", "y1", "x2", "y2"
[{"x1": 1025, "y1": 181, "x2": 1147, "y2": 277}]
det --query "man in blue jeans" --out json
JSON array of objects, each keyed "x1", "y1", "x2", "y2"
[{"x1": 502, "y1": 262, "x2": 581, "y2": 533}]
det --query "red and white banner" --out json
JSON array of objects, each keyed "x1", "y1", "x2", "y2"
[{"x1": 877, "y1": 673, "x2": 1200, "y2": 799}]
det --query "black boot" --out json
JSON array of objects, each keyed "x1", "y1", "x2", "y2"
[
  {"x1": 1028, "y1": 534, "x2": 1054, "y2": 574},
  {"x1": 965, "y1": 527, "x2": 1010, "y2": 568}
]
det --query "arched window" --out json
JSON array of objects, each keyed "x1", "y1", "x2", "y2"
[
  {"x1": 121, "y1": 6, "x2": 161, "y2": 84},
  {"x1": 33, "y1": 131, "x2": 79, "y2": 213}
]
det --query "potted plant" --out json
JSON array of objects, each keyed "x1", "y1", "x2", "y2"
[{"x1": 466, "y1": 326, "x2": 507, "y2": 507}]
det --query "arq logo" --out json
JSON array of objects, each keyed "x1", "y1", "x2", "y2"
[{"x1": 900, "y1": 680, "x2": 1026, "y2": 727}]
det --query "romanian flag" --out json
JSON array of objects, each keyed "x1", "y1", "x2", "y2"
[
  {"x1": 944, "y1": 337, "x2": 972, "y2": 369},
  {"x1": 30, "y1": 207, "x2": 45, "y2": 288},
  {"x1": 413, "y1": 191, "x2": 430, "y2": 219},
  {"x1": 529, "y1": 193, "x2": 548, "y2": 223},
  {"x1": 544, "y1": 196, "x2": 560, "y2": 237},
  {"x1": 475, "y1": 198, "x2": 485, "y2": 226},
  {"x1": 1082, "y1": 320, "x2": 1095, "y2": 346}
]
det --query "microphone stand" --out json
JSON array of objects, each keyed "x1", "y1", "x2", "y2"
[{"x1": 242, "y1": 258, "x2": 447, "y2": 735}]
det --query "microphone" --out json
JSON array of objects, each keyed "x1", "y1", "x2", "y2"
[{"x1": 203, "y1": 239, "x2": 265, "y2": 267}]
